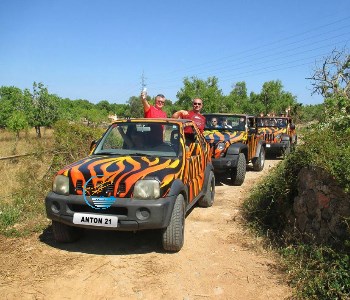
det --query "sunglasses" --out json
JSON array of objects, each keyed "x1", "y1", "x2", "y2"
[
  {"x1": 193, "y1": 102, "x2": 202, "y2": 106},
  {"x1": 157, "y1": 100, "x2": 165, "y2": 104}
]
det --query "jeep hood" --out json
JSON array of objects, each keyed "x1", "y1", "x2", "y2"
[
  {"x1": 203, "y1": 130, "x2": 246, "y2": 143},
  {"x1": 57, "y1": 155, "x2": 182, "y2": 198},
  {"x1": 258, "y1": 127, "x2": 287, "y2": 134}
]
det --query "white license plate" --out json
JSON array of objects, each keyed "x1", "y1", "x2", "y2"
[
  {"x1": 73, "y1": 213, "x2": 118, "y2": 228},
  {"x1": 266, "y1": 144, "x2": 271, "y2": 148}
]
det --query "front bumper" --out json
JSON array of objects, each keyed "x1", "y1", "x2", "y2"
[
  {"x1": 211, "y1": 156, "x2": 238, "y2": 172},
  {"x1": 45, "y1": 192, "x2": 177, "y2": 231},
  {"x1": 265, "y1": 142, "x2": 289, "y2": 152}
]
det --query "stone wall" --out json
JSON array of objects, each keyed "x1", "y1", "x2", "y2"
[{"x1": 288, "y1": 166, "x2": 350, "y2": 245}]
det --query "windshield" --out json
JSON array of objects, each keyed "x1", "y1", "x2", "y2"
[
  {"x1": 204, "y1": 114, "x2": 246, "y2": 131},
  {"x1": 94, "y1": 122, "x2": 180, "y2": 157},
  {"x1": 256, "y1": 117, "x2": 287, "y2": 128}
]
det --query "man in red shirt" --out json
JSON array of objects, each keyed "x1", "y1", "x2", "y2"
[
  {"x1": 172, "y1": 98, "x2": 205, "y2": 132},
  {"x1": 141, "y1": 91, "x2": 167, "y2": 118}
]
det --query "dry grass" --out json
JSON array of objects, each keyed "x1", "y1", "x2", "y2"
[{"x1": 0, "y1": 127, "x2": 55, "y2": 203}]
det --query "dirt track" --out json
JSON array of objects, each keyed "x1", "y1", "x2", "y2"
[{"x1": 0, "y1": 158, "x2": 292, "y2": 300}]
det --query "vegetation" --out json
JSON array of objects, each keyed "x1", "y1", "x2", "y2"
[
  {"x1": 0, "y1": 124, "x2": 104, "y2": 236},
  {"x1": 243, "y1": 47, "x2": 350, "y2": 299}
]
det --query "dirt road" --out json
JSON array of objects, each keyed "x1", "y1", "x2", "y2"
[{"x1": 0, "y1": 159, "x2": 292, "y2": 300}]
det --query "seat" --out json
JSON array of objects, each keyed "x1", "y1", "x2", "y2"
[{"x1": 170, "y1": 130, "x2": 180, "y2": 153}]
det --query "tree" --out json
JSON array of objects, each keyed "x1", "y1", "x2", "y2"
[
  {"x1": 226, "y1": 81, "x2": 250, "y2": 113},
  {"x1": 27, "y1": 82, "x2": 59, "y2": 138},
  {"x1": 0, "y1": 86, "x2": 31, "y2": 128},
  {"x1": 308, "y1": 47, "x2": 350, "y2": 116},
  {"x1": 7, "y1": 111, "x2": 29, "y2": 141},
  {"x1": 126, "y1": 96, "x2": 144, "y2": 117},
  {"x1": 249, "y1": 80, "x2": 297, "y2": 116},
  {"x1": 175, "y1": 76, "x2": 224, "y2": 112},
  {"x1": 96, "y1": 100, "x2": 111, "y2": 112}
]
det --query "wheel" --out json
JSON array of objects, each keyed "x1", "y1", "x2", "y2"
[
  {"x1": 252, "y1": 146, "x2": 265, "y2": 171},
  {"x1": 283, "y1": 141, "x2": 291, "y2": 156},
  {"x1": 231, "y1": 153, "x2": 246, "y2": 186},
  {"x1": 198, "y1": 171, "x2": 215, "y2": 207},
  {"x1": 162, "y1": 194, "x2": 185, "y2": 252},
  {"x1": 52, "y1": 221, "x2": 82, "y2": 243}
]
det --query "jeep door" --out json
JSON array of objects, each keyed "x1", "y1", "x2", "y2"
[{"x1": 183, "y1": 124, "x2": 205, "y2": 203}]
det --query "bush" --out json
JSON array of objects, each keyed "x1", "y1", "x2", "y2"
[{"x1": 52, "y1": 120, "x2": 105, "y2": 170}]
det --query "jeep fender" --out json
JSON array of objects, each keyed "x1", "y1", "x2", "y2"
[
  {"x1": 163, "y1": 179, "x2": 188, "y2": 227},
  {"x1": 226, "y1": 142, "x2": 248, "y2": 156},
  {"x1": 254, "y1": 140, "x2": 266, "y2": 158},
  {"x1": 281, "y1": 134, "x2": 290, "y2": 142}
]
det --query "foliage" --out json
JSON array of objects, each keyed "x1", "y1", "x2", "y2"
[
  {"x1": 175, "y1": 76, "x2": 224, "y2": 112},
  {"x1": 0, "y1": 156, "x2": 52, "y2": 236},
  {"x1": 248, "y1": 80, "x2": 298, "y2": 116},
  {"x1": 6, "y1": 111, "x2": 29, "y2": 140},
  {"x1": 127, "y1": 95, "x2": 145, "y2": 118},
  {"x1": 51, "y1": 120, "x2": 105, "y2": 170},
  {"x1": 27, "y1": 82, "x2": 60, "y2": 137},
  {"x1": 281, "y1": 245, "x2": 350, "y2": 299},
  {"x1": 299, "y1": 103, "x2": 325, "y2": 123}
]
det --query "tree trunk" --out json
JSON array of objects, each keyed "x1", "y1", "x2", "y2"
[{"x1": 35, "y1": 126, "x2": 42, "y2": 138}]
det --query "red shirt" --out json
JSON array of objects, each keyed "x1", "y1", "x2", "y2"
[
  {"x1": 184, "y1": 110, "x2": 205, "y2": 132},
  {"x1": 144, "y1": 105, "x2": 167, "y2": 118}
]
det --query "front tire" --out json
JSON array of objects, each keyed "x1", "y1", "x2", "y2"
[
  {"x1": 231, "y1": 153, "x2": 246, "y2": 186},
  {"x1": 52, "y1": 221, "x2": 82, "y2": 243},
  {"x1": 162, "y1": 194, "x2": 185, "y2": 252},
  {"x1": 252, "y1": 146, "x2": 265, "y2": 171}
]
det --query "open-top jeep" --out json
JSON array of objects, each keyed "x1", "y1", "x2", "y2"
[
  {"x1": 45, "y1": 118, "x2": 215, "y2": 252},
  {"x1": 202, "y1": 113, "x2": 266, "y2": 185},
  {"x1": 256, "y1": 116, "x2": 297, "y2": 156}
]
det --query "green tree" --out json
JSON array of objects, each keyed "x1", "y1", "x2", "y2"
[
  {"x1": 226, "y1": 81, "x2": 250, "y2": 113},
  {"x1": 96, "y1": 100, "x2": 111, "y2": 112},
  {"x1": 176, "y1": 76, "x2": 224, "y2": 112},
  {"x1": 6, "y1": 111, "x2": 29, "y2": 141},
  {"x1": 249, "y1": 80, "x2": 297, "y2": 116},
  {"x1": 127, "y1": 96, "x2": 144, "y2": 117},
  {"x1": 27, "y1": 82, "x2": 59, "y2": 137},
  {"x1": 0, "y1": 86, "x2": 31, "y2": 128}
]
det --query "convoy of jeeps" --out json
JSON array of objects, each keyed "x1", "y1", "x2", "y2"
[{"x1": 45, "y1": 112, "x2": 296, "y2": 252}]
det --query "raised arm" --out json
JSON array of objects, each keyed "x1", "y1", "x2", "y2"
[
  {"x1": 172, "y1": 110, "x2": 188, "y2": 119},
  {"x1": 141, "y1": 91, "x2": 150, "y2": 113}
]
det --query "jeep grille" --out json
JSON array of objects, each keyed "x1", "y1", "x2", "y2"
[
  {"x1": 75, "y1": 180, "x2": 126, "y2": 196},
  {"x1": 263, "y1": 133, "x2": 275, "y2": 142}
]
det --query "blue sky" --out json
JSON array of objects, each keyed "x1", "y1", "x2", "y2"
[{"x1": 0, "y1": 0, "x2": 349, "y2": 105}]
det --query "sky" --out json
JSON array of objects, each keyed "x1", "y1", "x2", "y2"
[{"x1": 0, "y1": 0, "x2": 349, "y2": 106}]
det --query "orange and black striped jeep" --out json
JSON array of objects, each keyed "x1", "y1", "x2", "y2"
[
  {"x1": 256, "y1": 116, "x2": 297, "y2": 156},
  {"x1": 45, "y1": 118, "x2": 214, "y2": 252},
  {"x1": 202, "y1": 113, "x2": 266, "y2": 186}
]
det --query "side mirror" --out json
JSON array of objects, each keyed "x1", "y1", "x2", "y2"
[{"x1": 90, "y1": 140, "x2": 97, "y2": 152}]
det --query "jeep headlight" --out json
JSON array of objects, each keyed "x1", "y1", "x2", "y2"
[
  {"x1": 53, "y1": 175, "x2": 69, "y2": 195},
  {"x1": 133, "y1": 179, "x2": 160, "y2": 199},
  {"x1": 216, "y1": 142, "x2": 226, "y2": 151}
]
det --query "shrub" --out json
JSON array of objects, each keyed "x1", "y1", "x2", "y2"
[{"x1": 51, "y1": 120, "x2": 105, "y2": 170}]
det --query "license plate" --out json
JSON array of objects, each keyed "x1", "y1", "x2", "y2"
[
  {"x1": 73, "y1": 213, "x2": 118, "y2": 227},
  {"x1": 266, "y1": 144, "x2": 271, "y2": 148}
]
